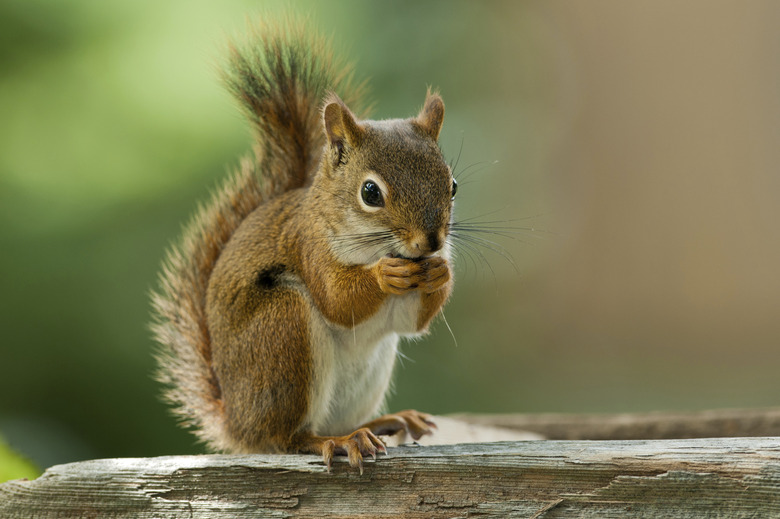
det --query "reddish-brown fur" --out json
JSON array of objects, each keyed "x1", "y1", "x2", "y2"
[{"x1": 152, "y1": 20, "x2": 453, "y2": 471}]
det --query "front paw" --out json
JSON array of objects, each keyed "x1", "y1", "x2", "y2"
[
  {"x1": 417, "y1": 256, "x2": 451, "y2": 294},
  {"x1": 374, "y1": 256, "x2": 451, "y2": 295},
  {"x1": 362, "y1": 409, "x2": 437, "y2": 444},
  {"x1": 374, "y1": 257, "x2": 425, "y2": 295}
]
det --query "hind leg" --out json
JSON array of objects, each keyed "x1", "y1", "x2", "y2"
[{"x1": 210, "y1": 285, "x2": 313, "y2": 453}]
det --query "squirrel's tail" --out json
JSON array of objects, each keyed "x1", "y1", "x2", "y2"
[
  {"x1": 150, "y1": 19, "x2": 366, "y2": 451},
  {"x1": 224, "y1": 19, "x2": 366, "y2": 194}
]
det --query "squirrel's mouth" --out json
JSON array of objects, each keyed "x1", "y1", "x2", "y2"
[
  {"x1": 386, "y1": 252, "x2": 414, "y2": 261},
  {"x1": 386, "y1": 252, "x2": 406, "y2": 260},
  {"x1": 387, "y1": 251, "x2": 434, "y2": 261}
]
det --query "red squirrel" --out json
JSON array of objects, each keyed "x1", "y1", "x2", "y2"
[{"x1": 151, "y1": 20, "x2": 455, "y2": 473}]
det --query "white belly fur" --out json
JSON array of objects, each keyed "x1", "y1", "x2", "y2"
[{"x1": 304, "y1": 291, "x2": 423, "y2": 436}]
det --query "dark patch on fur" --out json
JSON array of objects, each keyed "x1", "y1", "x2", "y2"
[{"x1": 256, "y1": 265, "x2": 286, "y2": 290}]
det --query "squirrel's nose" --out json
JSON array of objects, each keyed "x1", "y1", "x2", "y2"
[
  {"x1": 427, "y1": 232, "x2": 441, "y2": 253},
  {"x1": 411, "y1": 231, "x2": 443, "y2": 256}
]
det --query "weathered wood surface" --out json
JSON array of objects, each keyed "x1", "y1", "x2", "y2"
[
  {"x1": 453, "y1": 407, "x2": 780, "y2": 440},
  {"x1": 2, "y1": 437, "x2": 780, "y2": 518}
]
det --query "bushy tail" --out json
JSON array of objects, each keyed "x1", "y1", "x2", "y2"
[
  {"x1": 224, "y1": 19, "x2": 366, "y2": 194},
  {"x1": 150, "y1": 18, "x2": 366, "y2": 451}
]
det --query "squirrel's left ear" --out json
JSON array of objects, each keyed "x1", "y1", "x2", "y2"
[
  {"x1": 323, "y1": 93, "x2": 365, "y2": 166},
  {"x1": 414, "y1": 91, "x2": 445, "y2": 141}
]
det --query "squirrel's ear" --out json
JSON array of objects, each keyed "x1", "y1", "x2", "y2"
[
  {"x1": 323, "y1": 94, "x2": 365, "y2": 164},
  {"x1": 414, "y1": 91, "x2": 445, "y2": 141}
]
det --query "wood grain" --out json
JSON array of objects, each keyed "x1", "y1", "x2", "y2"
[
  {"x1": 452, "y1": 407, "x2": 780, "y2": 440},
  {"x1": 2, "y1": 437, "x2": 779, "y2": 518}
]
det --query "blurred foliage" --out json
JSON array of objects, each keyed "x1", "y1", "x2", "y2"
[
  {"x1": 2, "y1": 0, "x2": 778, "y2": 471},
  {"x1": 0, "y1": 436, "x2": 39, "y2": 483},
  {"x1": 0, "y1": 0, "x2": 550, "y2": 469}
]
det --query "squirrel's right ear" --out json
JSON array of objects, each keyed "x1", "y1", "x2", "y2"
[
  {"x1": 414, "y1": 91, "x2": 445, "y2": 141},
  {"x1": 323, "y1": 93, "x2": 365, "y2": 166}
]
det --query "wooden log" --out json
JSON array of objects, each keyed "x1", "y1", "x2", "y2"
[
  {"x1": 2, "y1": 437, "x2": 779, "y2": 518},
  {"x1": 451, "y1": 407, "x2": 780, "y2": 440}
]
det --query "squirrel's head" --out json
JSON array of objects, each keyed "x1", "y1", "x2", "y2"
[{"x1": 315, "y1": 91, "x2": 455, "y2": 264}]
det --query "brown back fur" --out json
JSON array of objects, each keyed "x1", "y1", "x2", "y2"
[{"x1": 150, "y1": 19, "x2": 366, "y2": 451}]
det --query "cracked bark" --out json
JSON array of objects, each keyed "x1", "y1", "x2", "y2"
[{"x1": 2, "y1": 437, "x2": 780, "y2": 518}]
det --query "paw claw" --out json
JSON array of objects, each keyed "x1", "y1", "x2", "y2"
[{"x1": 311, "y1": 428, "x2": 387, "y2": 474}]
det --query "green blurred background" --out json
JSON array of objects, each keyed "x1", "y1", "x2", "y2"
[{"x1": 2, "y1": 0, "x2": 779, "y2": 477}]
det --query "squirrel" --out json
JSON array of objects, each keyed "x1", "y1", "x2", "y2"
[{"x1": 151, "y1": 20, "x2": 456, "y2": 473}]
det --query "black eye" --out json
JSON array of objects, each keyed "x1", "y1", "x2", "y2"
[
  {"x1": 451, "y1": 179, "x2": 458, "y2": 199},
  {"x1": 361, "y1": 180, "x2": 384, "y2": 207}
]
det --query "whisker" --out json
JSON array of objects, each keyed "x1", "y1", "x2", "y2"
[
  {"x1": 447, "y1": 237, "x2": 475, "y2": 278},
  {"x1": 450, "y1": 212, "x2": 557, "y2": 248},
  {"x1": 451, "y1": 207, "x2": 521, "y2": 225},
  {"x1": 395, "y1": 348, "x2": 414, "y2": 367},
  {"x1": 449, "y1": 234, "x2": 497, "y2": 282},
  {"x1": 454, "y1": 160, "x2": 499, "y2": 182},
  {"x1": 448, "y1": 133, "x2": 465, "y2": 174},
  {"x1": 452, "y1": 208, "x2": 544, "y2": 224},
  {"x1": 439, "y1": 310, "x2": 458, "y2": 349},
  {"x1": 451, "y1": 235, "x2": 485, "y2": 276},
  {"x1": 450, "y1": 232, "x2": 519, "y2": 274},
  {"x1": 450, "y1": 225, "x2": 547, "y2": 244},
  {"x1": 452, "y1": 221, "x2": 555, "y2": 235},
  {"x1": 329, "y1": 227, "x2": 399, "y2": 262}
]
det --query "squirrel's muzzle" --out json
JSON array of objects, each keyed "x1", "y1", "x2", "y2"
[{"x1": 409, "y1": 230, "x2": 444, "y2": 257}]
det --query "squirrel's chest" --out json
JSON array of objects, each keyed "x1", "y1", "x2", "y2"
[{"x1": 305, "y1": 292, "x2": 422, "y2": 435}]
